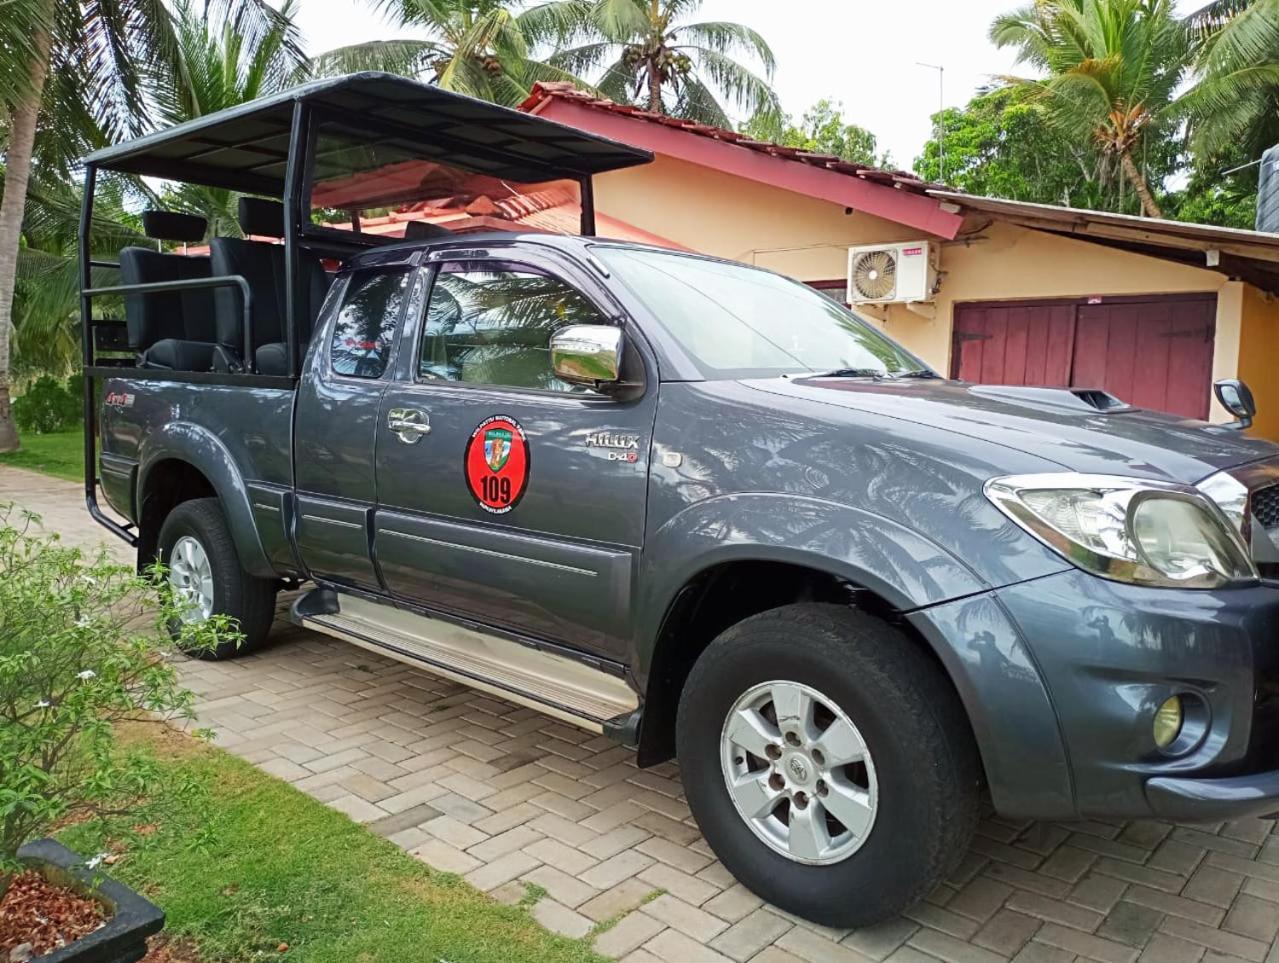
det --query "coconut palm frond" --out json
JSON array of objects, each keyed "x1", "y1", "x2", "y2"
[
  {"x1": 588, "y1": 0, "x2": 650, "y2": 41},
  {"x1": 1181, "y1": 0, "x2": 1279, "y2": 163},
  {"x1": 309, "y1": 39, "x2": 445, "y2": 80},
  {"x1": 670, "y1": 74, "x2": 732, "y2": 128},
  {"x1": 677, "y1": 21, "x2": 776, "y2": 74},
  {"x1": 683, "y1": 46, "x2": 780, "y2": 120},
  {"x1": 518, "y1": 0, "x2": 593, "y2": 47}
]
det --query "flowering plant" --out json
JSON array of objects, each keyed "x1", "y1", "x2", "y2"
[{"x1": 0, "y1": 504, "x2": 234, "y2": 895}]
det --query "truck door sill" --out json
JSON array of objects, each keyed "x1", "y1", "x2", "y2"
[{"x1": 298, "y1": 592, "x2": 639, "y2": 732}]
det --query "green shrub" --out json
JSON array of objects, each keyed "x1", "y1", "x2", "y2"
[
  {"x1": 0, "y1": 504, "x2": 236, "y2": 895},
  {"x1": 13, "y1": 375, "x2": 80, "y2": 434}
]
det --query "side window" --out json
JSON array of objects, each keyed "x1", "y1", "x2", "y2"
[
  {"x1": 329, "y1": 269, "x2": 409, "y2": 378},
  {"x1": 419, "y1": 261, "x2": 606, "y2": 391}
]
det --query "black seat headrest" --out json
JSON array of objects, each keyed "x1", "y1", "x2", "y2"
[
  {"x1": 141, "y1": 210, "x2": 207, "y2": 243},
  {"x1": 404, "y1": 220, "x2": 453, "y2": 241},
  {"x1": 238, "y1": 197, "x2": 285, "y2": 238}
]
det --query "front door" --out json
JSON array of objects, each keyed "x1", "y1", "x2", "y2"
[{"x1": 373, "y1": 252, "x2": 657, "y2": 662}]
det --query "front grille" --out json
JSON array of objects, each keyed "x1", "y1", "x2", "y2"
[{"x1": 1255, "y1": 484, "x2": 1279, "y2": 530}]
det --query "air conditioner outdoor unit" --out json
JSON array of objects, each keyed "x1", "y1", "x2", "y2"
[{"x1": 847, "y1": 241, "x2": 938, "y2": 305}]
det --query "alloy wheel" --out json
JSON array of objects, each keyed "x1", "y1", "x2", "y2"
[{"x1": 720, "y1": 680, "x2": 878, "y2": 865}]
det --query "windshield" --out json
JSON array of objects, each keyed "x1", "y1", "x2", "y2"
[{"x1": 594, "y1": 246, "x2": 929, "y2": 380}]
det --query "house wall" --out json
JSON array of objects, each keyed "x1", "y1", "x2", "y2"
[
  {"x1": 592, "y1": 155, "x2": 1268, "y2": 434},
  {"x1": 1237, "y1": 283, "x2": 1279, "y2": 440}
]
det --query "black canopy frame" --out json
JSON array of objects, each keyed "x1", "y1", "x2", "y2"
[{"x1": 77, "y1": 73, "x2": 652, "y2": 543}]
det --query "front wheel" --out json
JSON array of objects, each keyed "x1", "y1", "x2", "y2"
[
  {"x1": 676, "y1": 603, "x2": 981, "y2": 927},
  {"x1": 158, "y1": 497, "x2": 277, "y2": 660}
]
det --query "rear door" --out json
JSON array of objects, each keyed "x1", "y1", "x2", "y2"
[
  {"x1": 372, "y1": 250, "x2": 657, "y2": 663},
  {"x1": 293, "y1": 266, "x2": 418, "y2": 589}
]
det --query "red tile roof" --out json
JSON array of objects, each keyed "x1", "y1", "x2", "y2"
[{"x1": 518, "y1": 82, "x2": 939, "y2": 197}]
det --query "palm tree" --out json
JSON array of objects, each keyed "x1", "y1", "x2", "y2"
[
  {"x1": 991, "y1": 0, "x2": 1188, "y2": 218},
  {"x1": 1181, "y1": 0, "x2": 1279, "y2": 163},
  {"x1": 11, "y1": 174, "x2": 145, "y2": 377},
  {"x1": 533, "y1": 0, "x2": 779, "y2": 126},
  {"x1": 312, "y1": 0, "x2": 582, "y2": 107},
  {"x1": 6, "y1": 0, "x2": 305, "y2": 380},
  {"x1": 0, "y1": 0, "x2": 295, "y2": 452},
  {"x1": 154, "y1": 0, "x2": 309, "y2": 237}
]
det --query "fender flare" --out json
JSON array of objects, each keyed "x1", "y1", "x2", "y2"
[
  {"x1": 136, "y1": 421, "x2": 275, "y2": 578},
  {"x1": 634, "y1": 493, "x2": 1074, "y2": 814},
  {"x1": 637, "y1": 492, "x2": 991, "y2": 675}
]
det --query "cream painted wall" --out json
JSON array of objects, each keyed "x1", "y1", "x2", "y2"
[
  {"x1": 1237, "y1": 283, "x2": 1279, "y2": 439},
  {"x1": 592, "y1": 156, "x2": 1271, "y2": 432}
]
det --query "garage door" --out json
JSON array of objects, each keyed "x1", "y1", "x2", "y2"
[{"x1": 951, "y1": 295, "x2": 1217, "y2": 420}]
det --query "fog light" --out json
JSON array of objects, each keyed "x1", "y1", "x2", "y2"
[{"x1": 1154, "y1": 696, "x2": 1184, "y2": 749}]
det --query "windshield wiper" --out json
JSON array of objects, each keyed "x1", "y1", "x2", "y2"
[
  {"x1": 803, "y1": 368, "x2": 886, "y2": 379},
  {"x1": 894, "y1": 369, "x2": 940, "y2": 379}
]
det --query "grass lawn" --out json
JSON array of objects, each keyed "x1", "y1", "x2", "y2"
[
  {"x1": 0, "y1": 429, "x2": 85, "y2": 482},
  {"x1": 59, "y1": 728, "x2": 607, "y2": 963}
]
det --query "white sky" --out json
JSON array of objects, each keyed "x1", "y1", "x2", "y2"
[{"x1": 285, "y1": 0, "x2": 1198, "y2": 171}]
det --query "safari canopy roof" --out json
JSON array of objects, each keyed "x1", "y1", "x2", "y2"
[{"x1": 82, "y1": 73, "x2": 654, "y2": 195}]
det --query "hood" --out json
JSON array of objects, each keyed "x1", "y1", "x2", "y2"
[{"x1": 745, "y1": 377, "x2": 1278, "y2": 483}]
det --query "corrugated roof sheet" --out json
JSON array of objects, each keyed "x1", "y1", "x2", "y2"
[{"x1": 518, "y1": 82, "x2": 940, "y2": 196}]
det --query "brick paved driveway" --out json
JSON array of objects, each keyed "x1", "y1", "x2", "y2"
[{"x1": 5, "y1": 464, "x2": 1279, "y2": 963}]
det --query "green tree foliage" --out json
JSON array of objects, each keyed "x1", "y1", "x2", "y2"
[
  {"x1": 1182, "y1": 0, "x2": 1279, "y2": 163},
  {"x1": 1174, "y1": 0, "x2": 1279, "y2": 228},
  {"x1": 312, "y1": 0, "x2": 584, "y2": 107},
  {"x1": 11, "y1": 374, "x2": 80, "y2": 434},
  {"x1": 154, "y1": 0, "x2": 309, "y2": 238},
  {"x1": 536, "y1": 0, "x2": 779, "y2": 126},
  {"x1": 8, "y1": 170, "x2": 146, "y2": 378},
  {"x1": 742, "y1": 99, "x2": 890, "y2": 167},
  {"x1": 913, "y1": 85, "x2": 1180, "y2": 215},
  {"x1": 990, "y1": 0, "x2": 1189, "y2": 218},
  {"x1": 0, "y1": 0, "x2": 295, "y2": 452}
]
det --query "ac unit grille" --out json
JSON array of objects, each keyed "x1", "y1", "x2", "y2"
[{"x1": 851, "y1": 250, "x2": 897, "y2": 301}]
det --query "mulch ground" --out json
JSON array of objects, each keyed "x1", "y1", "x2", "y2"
[{"x1": 0, "y1": 870, "x2": 105, "y2": 959}]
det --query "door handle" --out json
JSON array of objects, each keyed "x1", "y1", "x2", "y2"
[{"x1": 387, "y1": 408, "x2": 430, "y2": 444}]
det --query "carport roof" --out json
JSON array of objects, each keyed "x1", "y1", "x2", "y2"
[{"x1": 82, "y1": 73, "x2": 654, "y2": 195}]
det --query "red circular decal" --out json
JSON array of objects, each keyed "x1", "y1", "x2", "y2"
[{"x1": 464, "y1": 415, "x2": 530, "y2": 514}]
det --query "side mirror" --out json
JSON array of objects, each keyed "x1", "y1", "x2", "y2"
[
  {"x1": 550, "y1": 324, "x2": 624, "y2": 387},
  {"x1": 1215, "y1": 378, "x2": 1257, "y2": 430}
]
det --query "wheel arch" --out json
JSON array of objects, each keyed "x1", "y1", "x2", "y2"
[
  {"x1": 634, "y1": 554, "x2": 988, "y2": 785},
  {"x1": 136, "y1": 425, "x2": 273, "y2": 578}
]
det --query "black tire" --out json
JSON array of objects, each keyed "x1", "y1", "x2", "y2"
[
  {"x1": 158, "y1": 497, "x2": 277, "y2": 660},
  {"x1": 676, "y1": 603, "x2": 981, "y2": 928}
]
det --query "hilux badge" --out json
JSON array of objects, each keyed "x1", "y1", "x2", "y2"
[{"x1": 584, "y1": 431, "x2": 641, "y2": 462}]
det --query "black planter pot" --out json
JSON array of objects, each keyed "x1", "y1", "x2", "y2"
[{"x1": 14, "y1": 839, "x2": 164, "y2": 963}]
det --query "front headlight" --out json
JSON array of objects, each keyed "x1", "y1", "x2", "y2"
[{"x1": 986, "y1": 473, "x2": 1257, "y2": 589}]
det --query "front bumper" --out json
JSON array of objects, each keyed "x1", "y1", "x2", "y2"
[
  {"x1": 1146, "y1": 769, "x2": 1279, "y2": 822},
  {"x1": 995, "y1": 571, "x2": 1279, "y2": 822}
]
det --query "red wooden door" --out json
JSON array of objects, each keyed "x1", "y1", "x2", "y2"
[{"x1": 952, "y1": 296, "x2": 1216, "y2": 420}]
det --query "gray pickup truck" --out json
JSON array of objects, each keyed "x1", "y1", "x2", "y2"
[{"x1": 80, "y1": 75, "x2": 1279, "y2": 927}]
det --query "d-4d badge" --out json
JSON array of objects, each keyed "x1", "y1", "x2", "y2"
[{"x1": 465, "y1": 415, "x2": 529, "y2": 514}]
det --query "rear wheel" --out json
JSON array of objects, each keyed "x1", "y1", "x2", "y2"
[
  {"x1": 158, "y1": 497, "x2": 276, "y2": 660},
  {"x1": 676, "y1": 603, "x2": 980, "y2": 927}
]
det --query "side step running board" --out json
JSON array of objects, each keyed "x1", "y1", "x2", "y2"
[{"x1": 295, "y1": 590, "x2": 639, "y2": 732}]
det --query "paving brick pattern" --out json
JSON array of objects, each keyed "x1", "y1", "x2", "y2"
[{"x1": 6, "y1": 466, "x2": 1279, "y2": 963}]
